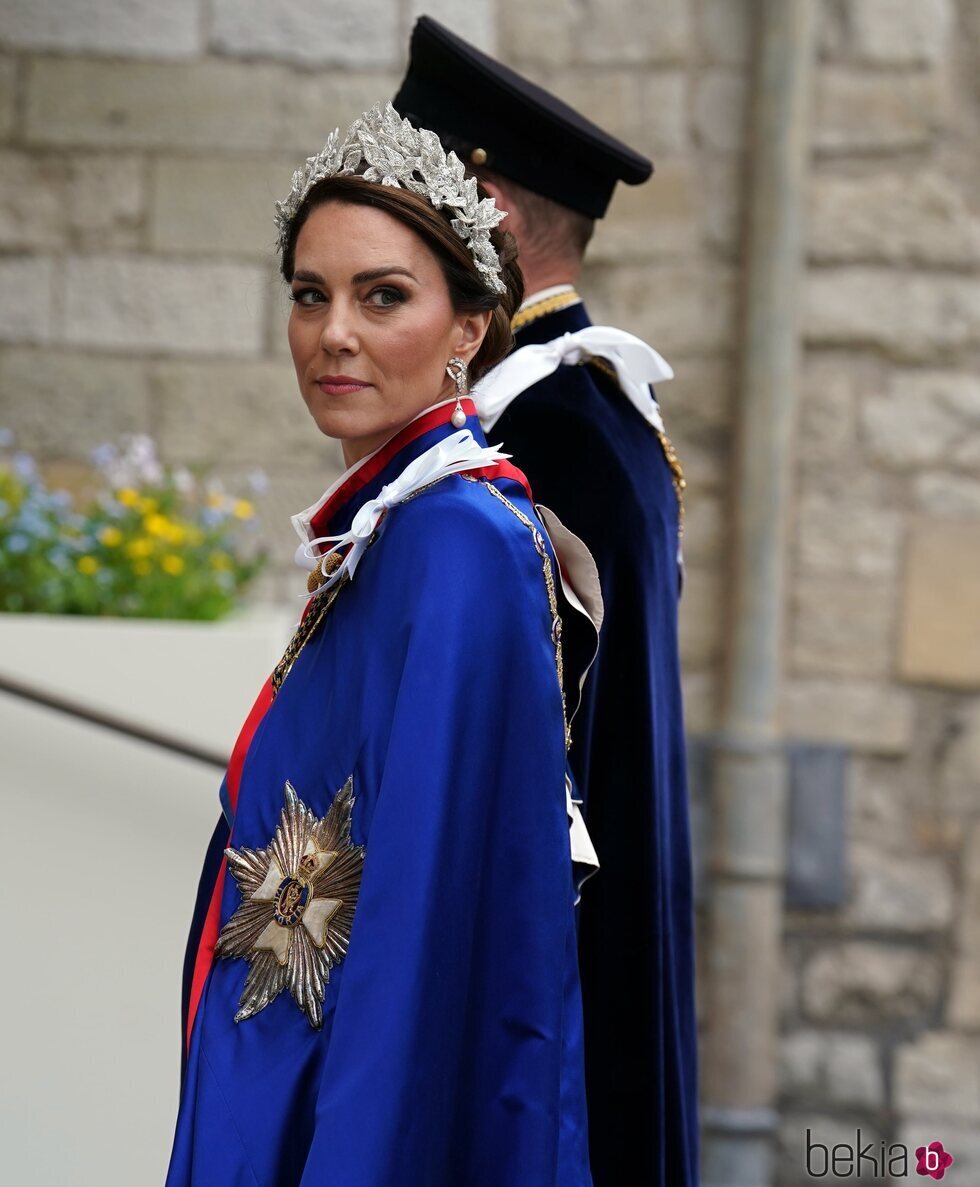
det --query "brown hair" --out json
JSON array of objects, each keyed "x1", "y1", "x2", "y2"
[{"x1": 279, "y1": 175, "x2": 524, "y2": 383}]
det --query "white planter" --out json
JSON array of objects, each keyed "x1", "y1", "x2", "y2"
[{"x1": 0, "y1": 604, "x2": 298, "y2": 758}]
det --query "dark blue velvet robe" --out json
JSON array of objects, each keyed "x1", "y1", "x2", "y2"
[
  {"x1": 493, "y1": 302, "x2": 700, "y2": 1187},
  {"x1": 169, "y1": 408, "x2": 592, "y2": 1186}
]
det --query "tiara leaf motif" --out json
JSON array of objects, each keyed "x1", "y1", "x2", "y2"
[{"x1": 274, "y1": 102, "x2": 507, "y2": 295}]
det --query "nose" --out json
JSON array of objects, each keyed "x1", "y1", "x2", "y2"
[{"x1": 318, "y1": 298, "x2": 358, "y2": 356}]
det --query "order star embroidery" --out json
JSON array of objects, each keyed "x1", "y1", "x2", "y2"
[{"x1": 216, "y1": 777, "x2": 365, "y2": 1029}]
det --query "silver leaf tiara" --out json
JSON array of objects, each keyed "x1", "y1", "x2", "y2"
[{"x1": 274, "y1": 102, "x2": 508, "y2": 295}]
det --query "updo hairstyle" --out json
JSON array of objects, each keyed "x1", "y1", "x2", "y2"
[{"x1": 279, "y1": 174, "x2": 524, "y2": 383}]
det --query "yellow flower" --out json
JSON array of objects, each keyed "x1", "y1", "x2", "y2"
[
  {"x1": 125, "y1": 537, "x2": 154, "y2": 559},
  {"x1": 233, "y1": 499, "x2": 254, "y2": 520},
  {"x1": 144, "y1": 513, "x2": 171, "y2": 538},
  {"x1": 209, "y1": 551, "x2": 232, "y2": 571},
  {"x1": 166, "y1": 521, "x2": 187, "y2": 546},
  {"x1": 206, "y1": 491, "x2": 225, "y2": 509},
  {"x1": 161, "y1": 554, "x2": 185, "y2": 576},
  {"x1": 137, "y1": 496, "x2": 158, "y2": 516},
  {"x1": 132, "y1": 559, "x2": 152, "y2": 576},
  {"x1": 99, "y1": 526, "x2": 123, "y2": 547},
  {"x1": 116, "y1": 488, "x2": 140, "y2": 507},
  {"x1": 77, "y1": 555, "x2": 99, "y2": 575}
]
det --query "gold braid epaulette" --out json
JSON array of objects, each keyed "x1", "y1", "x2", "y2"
[
  {"x1": 511, "y1": 289, "x2": 583, "y2": 333},
  {"x1": 583, "y1": 355, "x2": 686, "y2": 533}
]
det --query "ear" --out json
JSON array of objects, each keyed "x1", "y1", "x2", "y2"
[{"x1": 452, "y1": 309, "x2": 493, "y2": 365}]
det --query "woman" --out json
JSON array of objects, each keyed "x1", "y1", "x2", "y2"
[{"x1": 167, "y1": 104, "x2": 601, "y2": 1187}]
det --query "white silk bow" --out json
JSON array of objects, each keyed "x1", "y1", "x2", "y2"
[
  {"x1": 473, "y1": 326, "x2": 674, "y2": 432},
  {"x1": 295, "y1": 429, "x2": 510, "y2": 596}
]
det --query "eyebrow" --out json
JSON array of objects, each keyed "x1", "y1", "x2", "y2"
[{"x1": 291, "y1": 266, "x2": 419, "y2": 285}]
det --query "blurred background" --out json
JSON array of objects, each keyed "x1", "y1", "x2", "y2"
[{"x1": 0, "y1": 1, "x2": 978, "y2": 1184}]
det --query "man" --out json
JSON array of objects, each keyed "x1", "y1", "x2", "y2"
[{"x1": 395, "y1": 18, "x2": 699, "y2": 1187}]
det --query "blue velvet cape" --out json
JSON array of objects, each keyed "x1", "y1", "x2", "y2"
[
  {"x1": 494, "y1": 302, "x2": 700, "y2": 1187},
  {"x1": 168, "y1": 408, "x2": 592, "y2": 1186}
]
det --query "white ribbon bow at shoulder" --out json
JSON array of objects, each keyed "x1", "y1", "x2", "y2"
[
  {"x1": 473, "y1": 326, "x2": 674, "y2": 432},
  {"x1": 295, "y1": 429, "x2": 510, "y2": 596}
]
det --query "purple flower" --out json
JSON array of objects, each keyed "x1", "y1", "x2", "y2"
[
  {"x1": 12, "y1": 453, "x2": 37, "y2": 481},
  {"x1": 6, "y1": 533, "x2": 30, "y2": 554}
]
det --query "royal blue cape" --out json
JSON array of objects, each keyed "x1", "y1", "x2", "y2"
[
  {"x1": 494, "y1": 301, "x2": 701, "y2": 1186},
  {"x1": 168, "y1": 406, "x2": 593, "y2": 1186}
]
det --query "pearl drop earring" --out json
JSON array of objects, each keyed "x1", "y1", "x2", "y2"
[{"x1": 446, "y1": 356, "x2": 468, "y2": 427}]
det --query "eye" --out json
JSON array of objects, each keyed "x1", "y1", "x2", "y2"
[
  {"x1": 366, "y1": 286, "x2": 405, "y2": 308},
  {"x1": 289, "y1": 288, "x2": 325, "y2": 306}
]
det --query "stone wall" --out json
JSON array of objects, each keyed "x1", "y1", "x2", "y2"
[{"x1": 1, "y1": 1, "x2": 978, "y2": 1182}]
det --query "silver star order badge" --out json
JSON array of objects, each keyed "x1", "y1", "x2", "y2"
[{"x1": 216, "y1": 778, "x2": 365, "y2": 1029}]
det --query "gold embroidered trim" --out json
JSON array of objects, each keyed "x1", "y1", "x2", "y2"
[
  {"x1": 466, "y1": 475, "x2": 571, "y2": 752},
  {"x1": 272, "y1": 576, "x2": 348, "y2": 697},
  {"x1": 511, "y1": 289, "x2": 583, "y2": 333},
  {"x1": 582, "y1": 354, "x2": 686, "y2": 533}
]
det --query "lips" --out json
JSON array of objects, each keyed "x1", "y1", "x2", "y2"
[{"x1": 315, "y1": 374, "x2": 372, "y2": 395}]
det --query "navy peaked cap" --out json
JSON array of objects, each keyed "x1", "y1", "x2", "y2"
[{"x1": 393, "y1": 15, "x2": 653, "y2": 219}]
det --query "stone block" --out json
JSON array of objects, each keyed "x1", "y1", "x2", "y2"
[
  {"x1": 949, "y1": 957, "x2": 980, "y2": 1029},
  {"x1": 914, "y1": 472, "x2": 980, "y2": 517},
  {"x1": 535, "y1": 69, "x2": 688, "y2": 160},
  {"x1": 1, "y1": 0, "x2": 200, "y2": 58},
  {"x1": 588, "y1": 160, "x2": 698, "y2": 264},
  {"x1": 673, "y1": 440, "x2": 726, "y2": 494},
  {"x1": 796, "y1": 499, "x2": 903, "y2": 578},
  {"x1": 0, "y1": 57, "x2": 16, "y2": 141},
  {"x1": 681, "y1": 670, "x2": 718, "y2": 734},
  {"x1": 804, "y1": 270, "x2": 980, "y2": 362},
  {"x1": 951, "y1": 821, "x2": 980, "y2": 965},
  {"x1": 899, "y1": 519, "x2": 980, "y2": 688},
  {"x1": 783, "y1": 678, "x2": 914, "y2": 754},
  {"x1": 407, "y1": 0, "x2": 496, "y2": 54},
  {"x1": 501, "y1": 0, "x2": 689, "y2": 65},
  {"x1": 791, "y1": 576, "x2": 895, "y2": 678},
  {"x1": 694, "y1": 70, "x2": 747, "y2": 152},
  {"x1": 850, "y1": 0, "x2": 952, "y2": 66},
  {"x1": 24, "y1": 57, "x2": 397, "y2": 154},
  {"x1": 210, "y1": 0, "x2": 398, "y2": 68},
  {"x1": 656, "y1": 356, "x2": 732, "y2": 442},
  {"x1": 678, "y1": 565, "x2": 723, "y2": 668},
  {"x1": 0, "y1": 256, "x2": 52, "y2": 343},
  {"x1": 0, "y1": 150, "x2": 66, "y2": 250},
  {"x1": 862, "y1": 371, "x2": 980, "y2": 469},
  {"x1": 848, "y1": 756, "x2": 919, "y2": 854},
  {"x1": 814, "y1": 68, "x2": 946, "y2": 153},
  {"x1": 61, "y1": 256, "x2": 266, "y2": 357},
  {"x1": 846, "y1": 842, "x2": 955, "y2": 930},
  {"x1": 809, "y1": 169, "x2": 980, "y2": 267},
  {"x1": 699, "y1": 0, "x2": 751, "y2": 64},
  {"x1": 797, "y1": 353, "x2": 861, "y2": 465},
  {"x1": 149, "y1": 155, "x2": 296, "y2": 258},
  {"x1": 576, "y1": 0, "x2": 692, "y2": 65},
  {"x1": 152, "y1": 359, "x2": 326, "y2": 465},
  {"x1": 780, "y1": 1030, "x2": 884, "y2": 1108},
  {"x1": 895, "y1": 1032, "x2": 980, "y2": 1121},
  {"x1": 584, "y1": 263, "x2": 735, "y2": 357},
  {"x1": 697, "y1": 153, "x2": 743, "y2": 256},
  {"x1": 67, "y1": 154, "x2": 143, "y2": 250},
  {"x1": 0, "y1": 347, "x2": 154, "y2": 457},
  {"x1": 802, "y1": 941, "x2": 941, "y2": 1023},
  {"x1": 499, "y1": 0, "x2": 576, "y2": 66}
]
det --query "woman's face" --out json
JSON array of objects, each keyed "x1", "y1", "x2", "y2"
[{"x1": 287, "y1": 200, "x2": 491, "y2": 467}]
